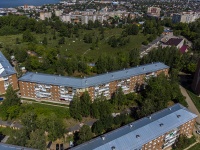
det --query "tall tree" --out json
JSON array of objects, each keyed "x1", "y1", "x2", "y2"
[
  {"x1": 3, "y1": 85, "x2": 20, "y2": 107},
  {"x1": 80, "y1": 91, "x2": 91, "y2": 117},
  {"x1": 77, "y1": 125, "x2": 93, "y2": 145},
  {"x1": 70, "y1": 95, "x2": 82, "y2": 121}
]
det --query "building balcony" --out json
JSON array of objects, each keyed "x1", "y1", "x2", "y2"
[
  {"x1": 35, "y1": 88, "x2": 40, "y2": 91},
  {"x1": 40, "y1": 88, "x2": 47, "y2": 92},
  {"x1": 36, "y1": 91, "x2": 51, "y2": 96},
  {"x1": 4, "y1": 83, "x2": 9, "y2": 87},
  {"x1": 3, "y1": 77, "x2": 8, "y2": 81},
  {"x1": 98, "y1": 88, "x2": 109, "y2": 92},
  {"x1": 95, "y1": 87, "x2": 99, "y2": 90},
  {"x1": 122, "y1": 86, "x2": 129, "y2": 91},
  {"x1": 45, "y1": 85, "x2": 51, "y2": 88},
  {"x1": 105, "y1": 84, "x2": 109, "y2": 87}
]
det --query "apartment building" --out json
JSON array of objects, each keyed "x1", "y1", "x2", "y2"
[
  {"x1": 0, "y1": 52, "x2": 18, "y2": 95},
  {"x1": 172, "y1": 12, "x2": 200, "y2": 23},
  {"x1": 40, "y1": 11, "x2": 52, "y2": 20},
  {"x1": 71, "y1": 103, "x2": 197, "y2": 150},
  {"x1": 18, "y1": 62, "x2": 169, "y2": 102},
  {"x1": 147, "y1": 7, "x2": 161, "y2": 17}
]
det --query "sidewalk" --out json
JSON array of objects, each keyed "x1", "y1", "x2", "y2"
[
  {"x1": 184, "y1": 141, "x2": 198, "y2": 150},
  {"x1": 179, "y1": 85, "x2": 200, "y2": 124}
]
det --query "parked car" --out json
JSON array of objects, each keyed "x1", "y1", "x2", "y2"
[
  {"x1": 196, "y1": 130, "x2": 200, "y2": 134},
  {"x1": 60, "y1": 144, "x2": 64, "y2": 150},
  {"x1": 0, "y1": 97, "x2": 3, "y2": 101},
  {"x1": 56, "y1": 144, "x2": 59, "y2": 150}
]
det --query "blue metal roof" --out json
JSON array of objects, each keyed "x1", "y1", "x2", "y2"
[
  {"x1": 0, "y1": 51, "x2": 16, "y2": 77},
  {"x1": 70, "y1": 103, "x2": 197, "y2": 150},
  {"x1": 19, "y1": 62, "x2": 169, "y2": 88},
  {"x1": 0, "y1": 143, "x2": 36, "y2": 150}
]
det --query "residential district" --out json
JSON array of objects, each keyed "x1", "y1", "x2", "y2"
[{"x1": 1, "y1": 0, "x2": 200, "y2": 150}]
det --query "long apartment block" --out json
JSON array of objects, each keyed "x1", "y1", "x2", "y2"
[
  {"x1": 70, "y1": 103, "x2": 197, "y2": 150},
  {"x1": 18, "y1": 62, "x2": 169, "y2": 102},
  {"x1": 0, "y1": 52, "x2": 18, "y2": 95}
]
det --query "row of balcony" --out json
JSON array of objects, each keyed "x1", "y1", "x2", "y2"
[{"x1": 163, "y1": 137, "x2": 177, "y2": 149}]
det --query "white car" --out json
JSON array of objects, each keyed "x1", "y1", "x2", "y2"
[{"x1": 196, "y1": 130, "x2": 200, "y2": 134}]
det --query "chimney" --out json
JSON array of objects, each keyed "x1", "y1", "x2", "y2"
[{"x1": 101, "y1": 135, "x2": 105, "y2": 140}]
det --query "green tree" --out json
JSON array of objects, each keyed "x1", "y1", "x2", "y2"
[
  {"x1": 22, "y1": 30, "x2": 35, "y2": 42},
  {"x1": 27, "y1": 129, "x2": 46, "y2": 150},
  {"x1": 92, "y1": 120, "x2": 104, "y2": 135},
  {"x1": 46, "y1": 114, "x2": 66, "y2": 141},
  {"x1": 77, "y1": 125, "x2": 93, "y2": 144},
  {"x1": 70, "y1": 95, "x2": 82, "y2": 121},
  {"x1": 21, "y1": 112, "x2": 37, "y2": 132},
  {"x1": 42, "y1": 37, "x2": 48, "y2": 45},
  {"x1": 58, "y1": 37, "x2": 65, "y2": 45},
  {"x1": 3, "y1": 85, "x2": 20, "y2": 107},
  {"x1": 80, "y1": 92, "x2": 91, "y2": 117}
]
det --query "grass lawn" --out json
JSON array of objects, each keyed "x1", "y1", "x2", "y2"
[
  {"x1": 27, "y1": 103, "x2": 70, "y2": 119},
  {"x1": 0, "y1": 127, "x2": 15, "y2": 136},
  {"x1": 187, "y1": 90, "x2": 200, "y2": 112},
  {"x1": 188, "y1": 143, "x2": 200, "y2": 150},
  {"x1": 0, "y1": 27, "x2": 147, "y2": 61}
]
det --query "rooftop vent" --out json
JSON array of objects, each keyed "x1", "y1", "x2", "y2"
[
  {"x1": 112, "y1": 75, "x2": 114, "y2": 78},
  {"x1": 177, "y1": 115, "x2": 181, "y2": 118},
  {"x1": 143, "y1": 67, "x2": 145, "y2": 70},
  {"x1": 136, "y1": 135, "x2": 140, "y2": 138},
  {"x1": 159, "y1": 123, "x2": 164, "y2": 127},
  {"x1": 85, "y1": 80, "x2": 87, "y2": 84},
  {"x1": 148, "y1": 116, "x2": 151, "y2": 120},
  {"x1": 111, "y1": 146, "x2": 116, "y2": 150},
  {"x1": 129, "y1": 124, "x2": 133, "y2": 128},
  {"x1": 36, "y1": 72, "x2": 38, "y2": 74},
  {"x1": 101, "y1": 135, "x2": 105, "y2": 141},
  {"x1": 169, "y1": 107, "x2": 172, "y2": 111}
]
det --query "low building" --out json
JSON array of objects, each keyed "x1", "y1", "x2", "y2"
[
  {"x1": 0, "y1": 52, "x2": 18, "y2": 95},
  {"x1": 162, "y1": 38, "x2": 184, "y2": 49},
  {"x1": 70, "y1": 103, "x2": 197, "y2": 150},
  {"x1": 18, "y1": 62, "x2": 169, "y2": 102}
]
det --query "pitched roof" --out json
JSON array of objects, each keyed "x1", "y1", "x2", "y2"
[
  {"x1": 0, "y1": 51, "x2": 16, "y2": 78},
  {"x1": 0, "y1": 143, "x2": 36, "y2": 150},
  {"x1": 165, "y1": 38, "x2": 183, "y2": 46},
  {"x1": 19, "y1": 62, "x2": 169, "y2": 88},
  {"x1": 70, "y1": 103, "x2": 197, "y2": 150},
  {"x1": 180, "y1": 45, "x2": 188, "y2": 53}
]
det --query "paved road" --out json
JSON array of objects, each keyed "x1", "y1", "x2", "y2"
[{"x1": 179, "y1": 85, "x2": 200, "y2": 124}]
